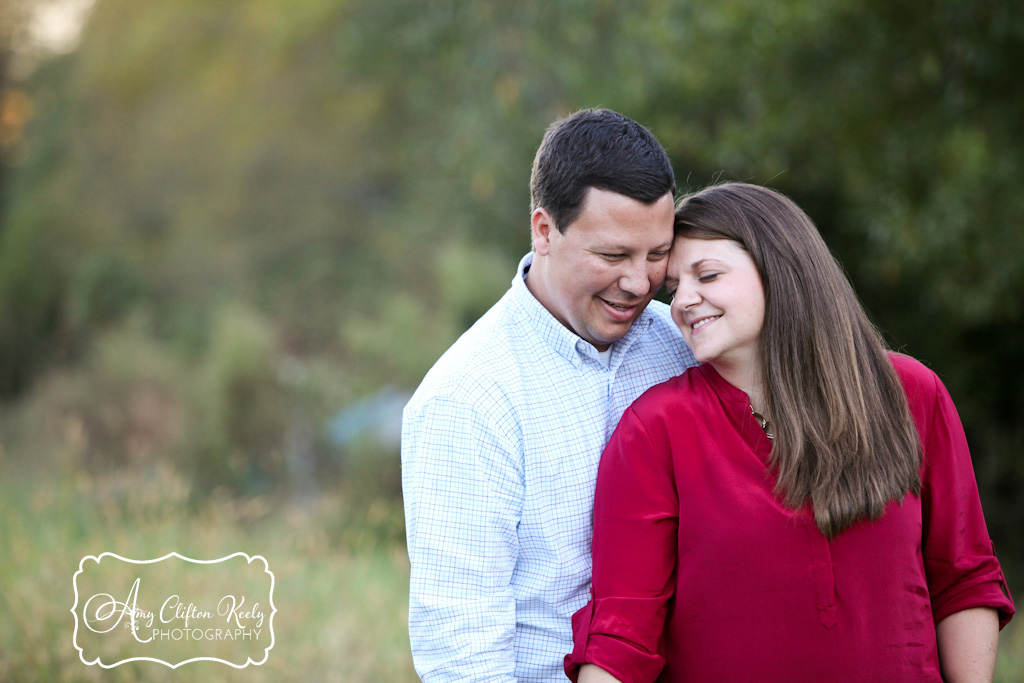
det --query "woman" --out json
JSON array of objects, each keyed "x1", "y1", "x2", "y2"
[{"x1": 565, "y1": 183, "x2": 1014, "y2": 683}]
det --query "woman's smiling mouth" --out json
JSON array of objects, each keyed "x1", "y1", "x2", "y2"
[{"x1": 691, "y1": 315, "x2": 721, "y2": 332}]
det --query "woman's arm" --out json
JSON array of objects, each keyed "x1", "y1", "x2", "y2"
[
  {"x1": 900, "y1": 359, "x2": 1014, "y2": 629},
  {"x1": 578, "y1": 663, "x2": 624, "y2": 683},
  {"x1": 936, "y1": 607, "x2": 999, "y2": 683},
  {"x1": 565, "y1": 405, "x2": 680, "y2": 682},
  {"x1": 892, "y1": 358, "x2": 1015, "y2": 680}
]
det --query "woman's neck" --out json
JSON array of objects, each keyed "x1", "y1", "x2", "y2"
[{"x1": 712, "y1": 358, "x2": 767, "y2": 418}]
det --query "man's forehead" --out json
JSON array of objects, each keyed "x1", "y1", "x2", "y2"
[
  {"x1": 571, "y1": 221, "x2": 674, "y2": 249},
  {"x1": 568, "y1": 191, "x2": 673, "y2": 234},
  {"x1": 588, "y1": 234, "x2": 674, "y2": 251}
]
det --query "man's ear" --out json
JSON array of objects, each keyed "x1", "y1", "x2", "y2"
[{"x1": 531, "y1": 207, "x2": 556, "y2": 256}]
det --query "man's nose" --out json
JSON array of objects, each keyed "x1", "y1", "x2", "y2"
[{"x1": 619, "y1": 259, "x2": 653, "y2": 298}]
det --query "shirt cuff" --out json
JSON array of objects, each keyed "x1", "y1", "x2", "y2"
[
  {"x1": 932, "y1": 572, "x2": 1016, "y2": 630},
  {"x1": 564, "y1": 597, "x2": 668, "y2": 683}
]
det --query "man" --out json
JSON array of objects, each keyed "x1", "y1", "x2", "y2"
[{"x1": 402, "y1": 108, "x2": 697, "y2": 682}]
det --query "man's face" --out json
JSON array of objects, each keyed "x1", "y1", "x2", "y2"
[{"x1": 528, "y1": 187, "x2": 676, "y2": 351}]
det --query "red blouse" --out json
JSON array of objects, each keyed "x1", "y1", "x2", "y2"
[{"x1": 566, "y1": 355, "x2": 1014, "y2": 683}]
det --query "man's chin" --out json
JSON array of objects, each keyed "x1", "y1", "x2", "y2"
[
  {"x1": 588, "y1": 324, "x2": 633, "y2": 350},
  {"x1": 581, "y1": 301, "x2": 650, "y2": 347}
]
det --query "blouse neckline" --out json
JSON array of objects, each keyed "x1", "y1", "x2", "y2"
[{"x1": 694, "y1": 362, "x2": 775, "y2": 461}]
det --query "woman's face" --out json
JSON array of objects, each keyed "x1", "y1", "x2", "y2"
[{"x1": 665, "y1": 236, "x2": 765, "y2": 373}]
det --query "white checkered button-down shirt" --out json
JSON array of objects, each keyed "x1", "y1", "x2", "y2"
[{"x1": 402, "y1": 253, "x2": 697, "y2": 682}]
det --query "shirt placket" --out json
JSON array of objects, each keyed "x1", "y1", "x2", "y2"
[{"x1": 803, "y1": 519, "x2": 837, "y2": 628}]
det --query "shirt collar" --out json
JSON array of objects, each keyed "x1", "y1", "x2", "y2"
[{"x1": 510, "y1": 252, "x2": 655, "y2": 369}]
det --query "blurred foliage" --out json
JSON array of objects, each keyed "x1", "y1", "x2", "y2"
[
  {"x1": 0, "y1": 0, "x2": 1021, "y2": 580},
  {"x1": 194, "y1": 303, "x2": 289, "y2": 495}
]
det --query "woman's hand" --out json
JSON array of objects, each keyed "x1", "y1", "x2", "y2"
[{"x1": 936, "y1": 607, "x2": 999, "y2": 683}]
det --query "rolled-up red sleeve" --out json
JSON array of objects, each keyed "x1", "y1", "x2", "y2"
[
  {"x1": 565, "y1": 405, "x2": 678, "y2": 683},
  {"x1": 903, "y1": 357, "x2": 1015, "y2": 628}
]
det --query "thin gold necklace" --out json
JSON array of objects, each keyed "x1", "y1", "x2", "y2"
[{"x1": 750, "y1": 405, "x2": 775, "y2": 441}]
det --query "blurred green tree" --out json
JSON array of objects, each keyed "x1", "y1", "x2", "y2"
[
  {"x1": 0, "y1": 0, "x2": 1021, "y2": 567},
  {"x1": 636, "y1": 0, "x2": 1024, "y2": 564}
]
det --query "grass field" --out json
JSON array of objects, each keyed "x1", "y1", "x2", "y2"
[
  {"x1": 0, "y1": 466, "x2": 1020, "y2": 682},
  {"x1": 0, "y1": 466, "x2": 417, "y2": 682}
]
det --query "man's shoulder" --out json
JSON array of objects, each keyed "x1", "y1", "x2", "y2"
[
  {"x1": 406, "y1": 291, "x2": 529, "y2": 412},
  {"x1": 624, "y1": 300, "x2": 694, "y2": 368}
]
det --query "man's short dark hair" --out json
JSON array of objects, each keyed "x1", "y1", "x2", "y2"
[{"x1": 529, "y1": 108, "x2": 676, "y2": 233}]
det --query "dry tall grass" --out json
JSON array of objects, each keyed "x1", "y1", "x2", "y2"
[
  {"x1": 0, "y1": 467, "x2": 417, "y2": 682},
  {"x1": 0, "y1": 466, "x2": 1020, "y2": 682}
]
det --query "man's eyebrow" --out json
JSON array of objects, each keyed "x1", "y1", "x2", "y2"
[{"x1": 596, "y1": 240, "x2": 674, "y2": 252}]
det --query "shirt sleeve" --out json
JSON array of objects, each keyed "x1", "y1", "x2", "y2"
[
  {"x1": 401, "y1": 392, "x2": 523, "y2": 683},
  {"x1": 914, "y1": 366, "x2": 1015, "y2": 628},
  {"x1": 565, "y1": 405, "x2": 678, "y2": 683}
]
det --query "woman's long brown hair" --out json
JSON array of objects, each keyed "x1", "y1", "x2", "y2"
[{"x1": 675, "y1": 183, "x2": 921, "y2": 538}]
